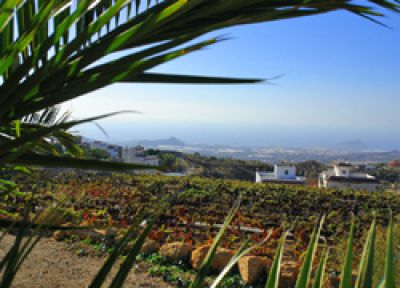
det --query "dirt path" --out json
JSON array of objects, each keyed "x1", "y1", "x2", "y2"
[{"x1": 0, "y1": 235, "x2": 173, "y2": 288}]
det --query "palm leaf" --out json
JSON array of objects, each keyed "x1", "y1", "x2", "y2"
[
  {"x1": 384, "y1": 213, "x2": 395, "y2": 288},
  {"x1": 108, "y1": 202, "x2": 168, "y2": 288},
  {"x1": 312, "y1": 248, "x2": 329, "y2": 288},
  {"x1": 88, "y1": 209, "x2": 146, "y2": 288},
  {"x1": 122, "y1": 72, "x2": 263, "y2": 84},
  {"x1": 210, "y1": 229, "x2": 273, "y2": 288},
  {"x1": 355, "y1": 217, "x2": 376, "y2": 288},
  {"x1": 1, "y1": 0, "x2": 398, "y2": 125},
  {"x1": 189, "y1": 197, "x2": 241, "y2": 288},
  {"x1": 265, "y1": 231, "x2": 288, "y2": 288},
  {"x1": 295, "y1": 216, "x2": 325, "y2": 288},
  {"x1": 0, "y1": 111, "x2": 131, "y2": 154},
  {"x1": 340, "y1": 220, "x2": 355, "y2": 288}
]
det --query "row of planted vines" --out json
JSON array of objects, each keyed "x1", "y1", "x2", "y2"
[{"x1": 1, "y1": 168, "x2": 399, "y2": 286}]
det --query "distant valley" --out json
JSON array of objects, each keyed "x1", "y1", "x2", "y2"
[{"x1": 88, "y1": 136, "x2": 400, "y2": 164}]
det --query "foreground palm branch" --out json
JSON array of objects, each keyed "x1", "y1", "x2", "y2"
[{"x1": 0, "y1": 0, "x2": 399, "y2": 167}]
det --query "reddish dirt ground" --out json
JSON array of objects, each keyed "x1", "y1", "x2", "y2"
[{"x1": 0, "y1": 235, "x2": 173, "y2": 288}]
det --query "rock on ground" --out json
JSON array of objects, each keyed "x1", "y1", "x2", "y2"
[
  {"x1": 191, "y1": 245, "x2": 234, "y2": 272},
  {"x1": 140, "y1": 239, "x2": 160, "y2": 255},
  {"x1": 159, "y1": 242, "x2": 192, "y2": 263},
  {"x1": 238, "y1": 256, "x2": 271, "y2": 285}
]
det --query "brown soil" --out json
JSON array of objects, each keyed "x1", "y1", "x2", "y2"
[{"x1": 0, "y1": 235, "x2": 173, "y2": 288}]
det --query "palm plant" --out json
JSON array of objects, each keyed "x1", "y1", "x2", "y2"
[
  {"x1": 0, "y1": 0, "x2": 399, "y2": 287},
  {"x1": 16, "y1": 106, "x2": 79, "y2": 155},
  {"x1": 0, "y1": 0, "x2": 399, "y2": 168}
]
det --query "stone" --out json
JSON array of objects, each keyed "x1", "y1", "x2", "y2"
[
  {"x1": 159, "y1": 242, "x2": 192, "y2": 263},
  {"x1": 326, "y1": 269, "x2": 340, "y2": 288},
  {"x1": 191, "y1": 245, "x2": 234, "y2": 272},
  {"x1": 53, "y1": 230, "x2": 67, "y2": 241},
  {"x1": 279, "y1": 260, "x2": 299, "y2": 288},
  {"x1": 327, "y1": 275, "x2": 339, "y2": 288},
  {"x1": 85, "y1": 230, "x2": 104, "y2": 242},
  {"x1": 52, "y1": 223, "x2": 76, "y2": 239},
  {"x1": 140, "y1": 239, "x2": 160, "y2": 255},
  {"x1": 326, "y1": 271, "x2": 356, "y2": 288},
  {"x1": 35, "y1": 208, "x2": 69, "y2": 226},
  {"x1": 212, "y1": 248, "x2": 234, "y2": 271},
  {"x1": 191, "y1": 245, "x2": 211, "y2": 270},
  {"x1": 351, "y1": 272, "x2": 358, "y2": 287},
  {"x1": 238, "y1": 256, "x2": 271, "y2": 285},
  {"x1": 67, "y1": 229, "x2": 104, "y2": 242}
]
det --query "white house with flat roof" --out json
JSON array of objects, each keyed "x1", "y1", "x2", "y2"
[
  {"x1": 256, "y1": 164, "x2": 306, "y2": 185},
  {"x1": 318, "y1": 162, "x2": 380, "y2": 192},
  {"x1": 121, "y1": 145, "x2": 159, "y2": 166}
]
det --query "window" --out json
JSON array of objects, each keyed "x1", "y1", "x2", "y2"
[
  {"x1": 342, "y1": 170, "x2": 346, "y2": 174},
  {"x1": 285, "y1": 170, "x2": 289, "y2": 175}
]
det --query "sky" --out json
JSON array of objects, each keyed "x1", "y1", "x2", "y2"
[{"x1": 67, "y1": 6, "x2": 400, "y2": 150}]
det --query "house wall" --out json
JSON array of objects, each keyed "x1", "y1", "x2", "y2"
[
  {"x1": 143, "y1": 158, "x2": 159, "y2": 166},
  {"x1": 121, "y1": 148, "x2": 133, "y2": 162},
  {"x1": 255, "y1": 172, "x2": 263, "y2": 183},
  {"x1": 123, "y1": 156, "x2": 159, "y2": 166},
  {"x1": 319, "y1": 164, "x2": 380, "y2": 192},
  {"x1": 108, "y1": 149, "x2": 120, "y2": 159},
  {"x1": 134, "y1": 146, "x2": 145, "y2": 157},
  {"x1": 318, "y1": 175, "x2": 325, "y2": 187},
  {"x1": 334, "y1": 166, "x2": 351, "y2": 177},
  {"x1": 325, "y1": 181, "x2": 379, "y2": 192},
  {"x1": 275, "y1": 165, "x2": 296, "y2": 179},
  {"x1": 121, "y1": 147, "x2": 159, "y2": 166}
]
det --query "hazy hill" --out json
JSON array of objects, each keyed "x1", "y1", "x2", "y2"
[
  {"x1": 183, "y1": 154, "x2": 272, "y2": 181},
  {"x1": 335, "y1": 139, "x2": 367, "y2": 152},
  {"x1": 118, "y1": 136, "x2": 185, "y2": 148}
]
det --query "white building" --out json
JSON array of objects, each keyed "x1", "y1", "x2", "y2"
[
  {"x1": 255, "y1": 164, "x2": 306, "y2": 185},
  {"x1": 121, "y1": 145, "x2": 159, "y2": 166},
  {"x1": 318, "y1": 162, "x2": 380, "y2": 192}
]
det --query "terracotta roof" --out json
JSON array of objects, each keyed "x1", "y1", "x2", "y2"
[{"x1": 327, "y1": 176, "x2": 379, "y2": 183}]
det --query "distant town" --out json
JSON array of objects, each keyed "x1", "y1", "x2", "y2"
[
  {"x1": 77, "y1": 136, "x2": 400, "y2": 192},
  {"x1": 79, "y1": 136, "x2": 400, "y2": 164}
]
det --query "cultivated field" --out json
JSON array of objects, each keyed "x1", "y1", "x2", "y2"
[{"x1": 2, "y1": 169, "x2": 399, "y2": 286}]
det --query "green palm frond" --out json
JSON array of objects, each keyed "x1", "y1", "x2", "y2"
[
  {"x1": 189, "y1": 197, "x2": 241, "y2": 288},
  {"x1": 295, "y1": 216, "x2": 325, "y2": 288},
  {"x1": 384, "y1": 213, "x2": 395, "y2": 288},
  {"x1": 355, "y1": 217, "x2": 376, "y2": 288},
  {"x1": 340, "y1": 220, "x2": 355, "y2": 288},
  {"x1": 0, "y1": 0, "x2": 397, "y2": 168},
  {"x1": 1, "y1": 0, "x2": 398, "y2": 123},
  {"x1": 312, "y1": 248, "x2": 329, "y2": 288},
  {"x1": 265, "y1": 231, "x2": 288, "y2": 288}
]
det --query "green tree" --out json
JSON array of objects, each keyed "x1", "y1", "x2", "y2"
[
  {"x1": 83, "y1": 147, "x2": 111, "y2": 160},
  {"x1": 160, "y1": 153, "x2": 177, "y2": 169}
]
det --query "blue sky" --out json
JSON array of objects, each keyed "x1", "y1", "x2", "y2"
[{"x1": 69, "y1": 8, "x2": 400, "y2": 149}]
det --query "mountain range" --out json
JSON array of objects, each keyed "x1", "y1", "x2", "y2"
[{"x1": 117, "y1": 136, "x2": 185, "y2": 148}]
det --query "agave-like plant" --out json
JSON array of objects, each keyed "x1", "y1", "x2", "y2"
[
  {"x1": 204, "y1": 212, "x2": 394, "y2": 288},
  {"x1": 0, "y1": 0, "x2": 399, "y2": 287}
]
